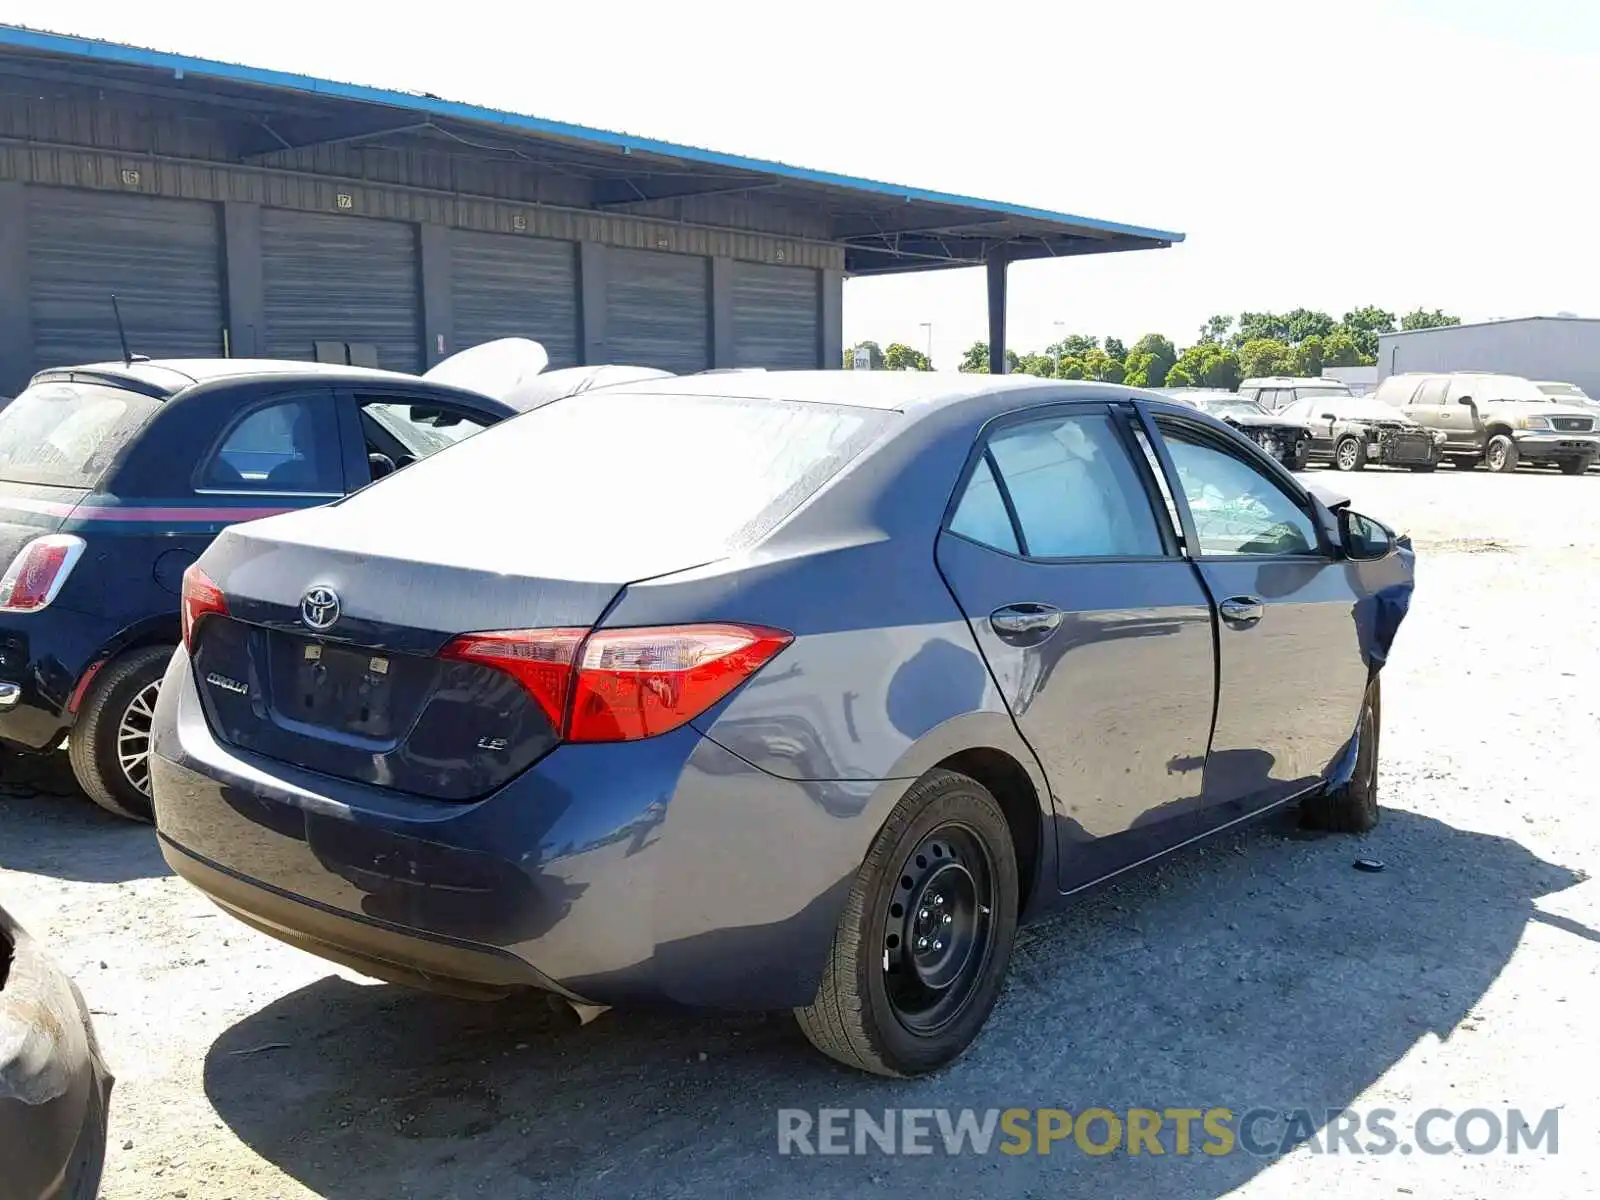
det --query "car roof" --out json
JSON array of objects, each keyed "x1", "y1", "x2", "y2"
[
  {"x1": 1241, "y1": 376, "x2": 1348, "y2": 387},
  {"x1": 29, "y1": 358, "x2": 464, "y2": 401},
  {"x1": 593, "y1": 369, "x2": 1135, "y2": 415}
]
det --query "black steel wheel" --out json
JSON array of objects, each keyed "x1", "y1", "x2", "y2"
[{"x1": 796, "y1": 769, "x2": 1020, "y2": 1076}]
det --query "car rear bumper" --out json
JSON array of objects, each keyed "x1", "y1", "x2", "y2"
[
  {"x1": 0, "y1": 909, "x2": 113, "y2": 1200},
  {"x1": 0, "y1": 607, "x2": 119, "y2": 751},
  {"x1": 150, "y1": 646, "x2": 878, "y2": 1011}
]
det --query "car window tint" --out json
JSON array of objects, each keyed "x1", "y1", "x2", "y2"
[
  {"x1": 205, "y1": 397, "x2": 342, "y2": 493},
  {"x1": 948, "y1": 453, "x2": 1019, "y2": 553},
  {"x1": 0, "y1": 381, "x2": 158, "y2": 488},
  {"x1": 1158, "y1": 424, "x2": 1320, "y2": 557},
  {"x1": 986, "y1": 413, "x2": 1164, "y2": 559}
]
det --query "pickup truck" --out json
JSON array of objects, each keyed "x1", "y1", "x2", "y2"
[{"x1": 1372, "y1": 372, "x2": 1599, "y2": 474}]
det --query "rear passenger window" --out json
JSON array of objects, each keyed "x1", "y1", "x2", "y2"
[
  {"x1": 203, "y1": 397, "x2": 342, "y2": 494},
  {"x1": 984, "y1": 413, "x2": 1164, "y2": 559},
  {"x1": 948, "y1": 455, "x2": 1019, "y2": 554},
  {"x1": 1412, "y1": 378, "x2": 1449, "y2": 406}
]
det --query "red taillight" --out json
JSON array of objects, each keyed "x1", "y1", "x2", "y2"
[
  {"x1": 0, "y1": 534, "x2": 85, "y2": 613},
  {"x1": 180, "y1": 565, "x2": 228, "y2": 651},
  {"x1": 439, "y1": 623, "x2": 792, "y2": 743}
]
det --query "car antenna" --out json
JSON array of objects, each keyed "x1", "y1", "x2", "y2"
[{"x1": 110, "y1": 294, "x2": 133, "y2": 366}]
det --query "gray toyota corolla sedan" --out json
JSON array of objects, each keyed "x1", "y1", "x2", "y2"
[{"x1": 150, "y1": 373, "x2": 1415, "y2": 1077}]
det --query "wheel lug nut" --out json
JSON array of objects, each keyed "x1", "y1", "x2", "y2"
[
  {"x1": 919, "y1": 909, "x2": 930, "y2": 920},
  {"x1": 943, "y1": 913, "x2": 952, "y2": 924},
  {"x1": 916, "y1": 937, "x2": 928, "y2": 950},
  {"x1": 934, "y1": 940, "x2": 944, "y2": 951}
]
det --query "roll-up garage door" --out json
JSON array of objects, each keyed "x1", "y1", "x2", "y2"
[
  {"x1": 731, "y1": 262, "x2": 819, "y2": 369},
  {"x1": 452, "y1": 231, "x2": 579, "y2": 368},
  {"x1": 27, "y1": 188, "x2": 224, "y2": 371},
  {"x1": 605, "y1": 249, "x2": 709, "y2": 373},
  {"x1": 262, "y1": 210, "x2": 420, "y2": 372}
]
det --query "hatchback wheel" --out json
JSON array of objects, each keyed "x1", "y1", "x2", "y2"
[
  {"x1": 1334, "y1": 436, "x2": 1367, "y2": 472},
  {"x1": 1301, "y1": 677, "x2": 1380, "y2": 833},
  {"x1": 67, "y1": 645, "x2": 174, "y2": 822},
  {"x1": 795, "y1": 769, "x2": 1019, "y2": 1077},
  {"x1": 1484, "y1": 434, "x2": 1519, "y2": 473}
]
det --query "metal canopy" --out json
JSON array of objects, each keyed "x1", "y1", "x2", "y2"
[{"x1": 0, "y1": 25, "x2": 1184, "y2": 278}]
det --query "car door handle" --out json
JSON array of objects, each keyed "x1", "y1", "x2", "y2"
[
  {"x1": 1219, "y1": 596, "x2": 1264, "y2": 626},
  {"x1": 990, "y1": 603, "x2": 1063, "y2": 644}
]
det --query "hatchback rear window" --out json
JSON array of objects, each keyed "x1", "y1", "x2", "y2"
[
  {"x1": 0, "y1": 381, "x2": 159, "y2": 488},
  {"x1": 336, "y1": 389, "x2": 890, "y2": 567}
]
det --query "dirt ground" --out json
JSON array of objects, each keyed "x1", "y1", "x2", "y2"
[{"x1": 2, "y1": 465, "x2": 1597, "y2": 1199}]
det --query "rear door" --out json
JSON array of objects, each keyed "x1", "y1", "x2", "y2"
[
  {"x1": 1145, "y1": 411, "x2": 1369, "y2": 816},
  {"x1": 934, "y1": 402, "x2": 1219, "y2": 890},
  {"x1": 1280, "y1": 398, "x2": 1333, "y2": 456}
]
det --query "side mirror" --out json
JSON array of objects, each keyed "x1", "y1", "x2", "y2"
[
  {"x1": 368, "y1": 452, "x2": 397, "y2": 480},
  {"x1": 1320, "y1": 412, "x2": 1337, "y2": 421},
  {"x1": 1339, "y1": 509, "x2": 1395, "y2": 560},
  {"x1": 1457, "y1": 396, "x2": 1476, "y2": 407},
  {"x1": 409, "y1": 406, "x2": 463, "y2": 427}
]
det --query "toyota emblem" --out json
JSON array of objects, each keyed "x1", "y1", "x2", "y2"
[{"x1": 300, "y1": 585, "x2": 341, "y2": 632}]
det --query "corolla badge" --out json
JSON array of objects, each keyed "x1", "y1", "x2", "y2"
[
  {"x1": 204, "y1": 672, "x2": 249, "y2": 697},
  {"x1": 300, "y1": 585, "x2": 341, "y2": 631}
]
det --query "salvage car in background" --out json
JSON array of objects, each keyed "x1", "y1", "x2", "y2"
[
  {"x1": 1163, "y1": 389, "x2": 1313, "y2": 469},
  {"x1": 1277, "y1": 393, "x2": 1446, "y2": 471},
  {"x1": 150, "y1": 374, "x2": 1414, "y2": 1078},
  {"x1": 1373, "y1": 372, "x2": 1599, "y2": 474},
  {"x1": 1, "y1": 902, "x2": 112, "y2": 1200},
  {"x1": 1238, "y1": 375, "x2": 1352, "y2": 412},
  {"x1": 0, "y1": 359, "x2": 514, "y2": 821}
]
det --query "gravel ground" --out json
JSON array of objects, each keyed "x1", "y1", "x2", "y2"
[{"x1": 1, "y1": 465, "x2": 1596, "y2": 1199}]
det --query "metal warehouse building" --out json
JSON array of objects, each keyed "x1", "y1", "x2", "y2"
[
  {"x1": 1379, "y1": 316, "x2": 1600, "y2": 397},
  {"x1": 0, "y1": 26, "x2": 1182, "y2": 396}
]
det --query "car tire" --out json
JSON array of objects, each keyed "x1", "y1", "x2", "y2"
[
  {"x1": 1300, "y1": 677, "x2": 1380, "y2": 834},
  {"x1": 1334, "y1": 436, "x2": 1367, "y2": 472},
  {"x1": 794, "y1": 768, "x2": 1020, "y2": 1077},
  {"x1": 1484, "y1": 433, "x2": 1519, "y2": 473},
  {"x1": 67, "y1": 645, "x2": 173, "y2": 823},
  {"x1": 1558, "y1": 457, "x2": 1589, "y2": 476},
  {"x1": 1286, "y1": 447, "x2": 1311, "y2": 472},
  {"x1": 1449, "y1": 455, "x2": 1481, "y2": 470}
]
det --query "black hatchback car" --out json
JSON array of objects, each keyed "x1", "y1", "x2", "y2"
[{"x1": 0, "y1": 359, "x2": 513, "y2": 820}]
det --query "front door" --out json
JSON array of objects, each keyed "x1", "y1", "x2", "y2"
[
  {"x1": 935, "y1": 403, "x2": 1219, "y2": 891},
  {"x1": 1147, "y1": 413, "x2": 1371, "y2": 817}
]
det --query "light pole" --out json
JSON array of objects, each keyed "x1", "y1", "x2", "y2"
[
  {"x1": 1052, "y1": 320, "x2": 1067, "y2": 375},
  {"x1": 918, "y1": 322, "x2": 933, "y2": 368}
]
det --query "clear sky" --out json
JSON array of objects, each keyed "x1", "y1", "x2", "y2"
[{"x1": 5, "y1": 0, "x2": 1596, "y2": 369}]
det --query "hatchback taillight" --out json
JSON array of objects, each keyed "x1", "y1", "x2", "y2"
[
  {"x1": 180, "y1": 565, "x2": 228, "y2": 651},
  {"x1": 441, "y1": 623, "x2": 792, "y2": 742},
  {"x1": 0, "y1": 534, "x2": 86, "y2": 613}
]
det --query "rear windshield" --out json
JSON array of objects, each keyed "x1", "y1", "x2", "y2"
[
  {"x1": 0, "y1": 381, "x2": 159, "y2": 488},
  {"x1": 337, "y1": 389, "x2": 891, "y2": 565}
]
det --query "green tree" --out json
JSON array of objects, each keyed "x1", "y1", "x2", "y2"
[
  {"x1": 1400, "y1": 308, "x2": 1462, "y2": 331},
  {"x1": 1122, "y1": 352, "x2": 1155, "y2": 387},
  {"x1": 958, "y1": 342, "x2": 1020, "y2": 373},
  {"x1": 1198, "y1": 314, "x2": 1233, "y2": 345},
  {"x1": 843, "y1": 340, "x2": 883, "y2": 370},
  {"x1": 1239, "y1": 337, "x2": 1295, "y2": 378},
  {"x1": 1291, "y1": 334, "x2": 1325, "y2": 379},
  {"x1": 1015, "y1": 352, "x2": 1056, "y2": 377},
  {"x1": 1165, "y1": 364, "x2": 1195, "y2": 387},
  {"x1": 1337, "y1": 306, "x2": 1396, "y2": 361},
  {"x1": 1048, "y1": 334, "x2": 1099, "y2": 359},
  {"x1": 1058, "y1": 360, "x2": 1085, "y2": 380},
  {"x1": 1320, "y1": 330, "x2": 1363, "y2": 367},
  {"x1": 1103, "y1": 336, "x2": 1127, "y2": 362},
  {"x1": 1129, "y1": 333, "x2": 1177, "y2": 387},
  {"x1": 1172, "y1": 343, "x2": 1242, "y2": 390},
  {"x1": 1234, "y1": 312, "x2": 1292, "y2": 346},
  {"x1": 1080, "y1": 347, "x2": 1125, "y2": 383},
  {"x1": 1286, "y1": 309, "x2": 1336, "y2": 344},
  {"x1": 883, "y1": 342, "x2": 932, "y2": 371}
]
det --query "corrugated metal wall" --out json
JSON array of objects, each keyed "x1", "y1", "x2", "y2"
[
  {"x1": 451, "y1": 231, "x2": 579, "y2": 368},
  {"x1": 261, "y1": 209, "x2": 421, "y2": 372},
  {"x1": 26, "y1": 186, "x2": 224, "y2": 370},
  {"x1": 731, "y1": 262, "x2": 820, "y2": 368},
  {"x1": 605, "y1": 248, "x2": 710, "y2": 373},
  {"x1": 1378, "y1": 320, "x2": 1600, "y2": 399}
]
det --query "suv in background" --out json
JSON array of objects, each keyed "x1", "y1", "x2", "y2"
[
  {"x1": 1373, "y1": 372, "x2": 1599, "y2": 474},
  {"x1": 1239, "y1": 376, "x2": 1352, "y2": 413}
]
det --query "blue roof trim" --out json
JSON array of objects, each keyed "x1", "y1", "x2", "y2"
[{"x1": 0, "y1": 24, "x2": 1184, "y2": 246}]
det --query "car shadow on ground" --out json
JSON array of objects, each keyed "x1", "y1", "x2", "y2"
[
  {"x1": 203, "y1": 808, "x2": 1583, "y2": 1200},
  {"x1": 0, "y1": 750, "x2": 168, "y2": 883}
]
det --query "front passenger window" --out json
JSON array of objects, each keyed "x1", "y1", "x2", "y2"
[{"x1": 1157, "y1": 425, "x2": 1320, "y2": 557}]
